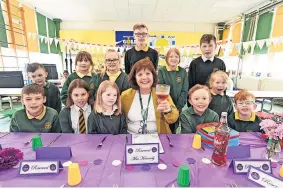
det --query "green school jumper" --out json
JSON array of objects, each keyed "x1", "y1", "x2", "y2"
[
  {"x1": 93, "y1": 71, "x2": 130, "y2": 99},
  {"x1": 180, "y1": 106, "x2": 219, "y2": 133},
  {"x1": 44, "y1": 82, "x2": 62, "y2": 113},
  {"x1": 10, "y1": 106, "x2": 61, "y2": 133},
  {"x1": 60, "y1": 72, "x2": 96, "y2": 105}
]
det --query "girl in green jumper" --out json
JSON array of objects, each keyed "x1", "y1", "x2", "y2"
[
  {"x1": 87, "y1": 81, "x2": 127, "y2": 134},
  {"x1": 158, "y1": 48, "x2": 189, "y2": 133},
  {"x1": 93, "y1": 49, "x2": 129, "y2": 99},
  {"x1": 61, "y1": 51, "x2": 96, "y2": 105}
]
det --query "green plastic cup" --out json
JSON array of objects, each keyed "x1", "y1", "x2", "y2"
[
  {"x1": 177, "y1": 164, "x2": 190, "y2": 187},
  {"x1": 32, "y1": 136, "x2": 43, "y2": 151}
]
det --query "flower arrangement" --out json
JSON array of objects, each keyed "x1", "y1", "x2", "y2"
[
  {"x1": 259, "y1": 113, "x2": 283, "y2": 161},
  {"x1": 0, "y1": 148, "x2": 23, "y2": 171},
  {"x1": 259, "y1": 113, "x2": 283, "y2": 140}
]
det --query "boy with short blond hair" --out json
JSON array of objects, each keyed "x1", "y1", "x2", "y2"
[
  {"x1": 228, "y1": 90, "x2": 262, "y2": 132},
  {"x1": 10, "y1": 84, "x2": 61, "y2": 133}
]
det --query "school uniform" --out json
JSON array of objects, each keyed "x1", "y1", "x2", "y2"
[
  {"x1": 10, "y1": 106, "x2": 61, "y2": 133},
  {"x1": 60, "y1": 72, "x2": 96, "y2": 105},
  {"x1": 87, "y1": 105, "x2": 127, "y2": 134},
  {"x1": 158, "y1": 65, "x2": 189, "y2": 133},
  {"x1": 59, "y1": 103, "x2": 92, "y2": 133},
  {"x1": 44, "y1": 82, "x2": 62, "y2": 113},
  {"x1": 124, "y1": 45, "x2": 159, "y2": 74},
  {"x1": 228, "y1": 112, "x2": 262, "y2": 132},
  {"x1": 93, "y1": 70, "x2": 130, "y2": 99},
  {"x1": 208, "y1": 91, "x2": 234, "y2": 118},
  {"x1": 180, "y1": 106, "x2": 219, "y2": 133},
  {"x1": 188, "y1": 56, "x2": 226, "y2": 89}
]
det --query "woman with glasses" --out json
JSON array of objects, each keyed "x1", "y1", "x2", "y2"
[
  {"x1": 121, "y1": 58, "x2": 179, "y2": 134},
  {"x1": 93, "y1": 49, "x2": 130, "y2": 99},
  {"x1": 124, "y1": 23, "x2": 159, "y2": 74}
]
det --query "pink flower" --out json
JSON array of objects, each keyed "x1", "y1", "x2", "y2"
[{"x1": 260, "y1": 117, "x2": 283, "y2": 140}]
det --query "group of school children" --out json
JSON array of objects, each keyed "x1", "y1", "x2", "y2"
[{"x1": 9, "y1": 23, "x2": 262, "y2": 135}]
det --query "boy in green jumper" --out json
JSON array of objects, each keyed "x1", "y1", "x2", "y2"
[
  {"x1": 10, "y1": 84, "x2": 61, "y2": 133},
  {"x1": 180, "y1": 84, "x2": 219, "y2": 133},
  {"x1": 94, "y1": 49, "x2": 129, "y2": 99},
  {"x1": 27, "y1": 63, "x2": 61, "y2": 113},
  {"x1": 228, "y1": 90, "x2": 262, "y2": 132},
  {"x1": 61, "y1": 51, "x2": 96, "y2": 105},
  {"x1": 158, "y1": 48, "x2": 188, "y2": 133},
  {"x1": 124, "y1": 23, "x2": 159, "y2": 74}
]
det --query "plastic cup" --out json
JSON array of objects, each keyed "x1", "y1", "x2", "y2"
[
  {"x1": 177, "y1": 164, "x2": 190, "y2": 187},
  {"x1": 68, "y1": 163, "x2": 82, "y2": 186},
  {"x1": 32, "y1": 136, "x2": 43, "y2": 151},
  {"x1": 192, "y1": 134, "x2": 202, "y2": 150}
]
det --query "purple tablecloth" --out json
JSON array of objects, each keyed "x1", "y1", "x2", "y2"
[{"x1": 0, "y1": 132, "x2": 282, "y2": 187}]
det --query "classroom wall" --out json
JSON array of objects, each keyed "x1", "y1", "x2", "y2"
[
  {"x1": 61, "y1": 21, "x2": 215, "y2": 33},
  {"x1": 59, "y1": 30, "x2": 206, "y2": 47}
]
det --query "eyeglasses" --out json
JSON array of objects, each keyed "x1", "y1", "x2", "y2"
[
  {"x1": 105, "y1": 59, "x2": 119, "y2": 63},
  {"x1": 134, "y1": 33, "x2": 148, "y2": 37},
  {"x1": 237, "y1": 101, "x2": 255, "y2": 106},
  {"x1": 138, "y1": 120, "x2": 148, "y2": 134}
]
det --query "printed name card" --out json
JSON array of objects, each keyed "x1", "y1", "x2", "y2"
[
  {"x1": 232, "y1": 159, "x2": 272, "y2": 174},
  {"x1": 19, "y1": 160, "x2": 62, "y2": 176},
  {"x1": 125, "y1": 143, "x2": 159, "y2": 165},
  {"x1": 247, "y1": 166, "x2": 283, "y2": 188}
]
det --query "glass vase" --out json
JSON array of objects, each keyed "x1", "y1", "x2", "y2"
[{"x1": 266, "y1": 138, "x2": 281, "y2": 162}]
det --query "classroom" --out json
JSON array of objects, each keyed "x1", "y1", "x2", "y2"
[{"x1": 1, "y1": 0, "x2": 283, "y2": 187}]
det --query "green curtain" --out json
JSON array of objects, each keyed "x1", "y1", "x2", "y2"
[
  {"x1": 53, "y1": 19, "x2": 61, "y2": 53},
  {"x1": 0, "y1": 3, "x2": 8, "y2": 48},
  {"x1": 254, "y1": 12, "x2": 273, "y2": 54},
  {"x1": 48, "y1": 18, "x2": 57, "y2": 54},
  {"x1": 36, "y1": 12, "x2": 49, "y2": 54}
]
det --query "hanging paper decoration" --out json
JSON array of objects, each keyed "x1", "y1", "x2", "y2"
[
  {"x1": 49, "y1": 38, "x2": 54, "y2": 44},
  {"x1": 28, "y1": 32, "x2": 32, "y2": 39},
  {"x1": 54, "y1": 38, "x2": 59, "y2": 46},
  {"x1": 179, "y1": 47, "x2": 185, "y2": 55},
  {"x1": 257, "y1": 40, "x2": 265, "y2": 49},
  {"x1": 215, "y1": 45, "x2": 221, "y2": 54},
  {"x1": 242, "y1": 42, "x2": 250, "y2": 51},
  {"x1": 235, "y1": 43, "x2": 242, "y2": 54},
  {"x1": 38, "y1": 35, "x2": 43, "y2": 43},
  {"x1": 265, "y1": 39, "x2": 272, "y2": 47}
]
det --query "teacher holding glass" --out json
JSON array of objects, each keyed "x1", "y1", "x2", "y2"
[{"x1": 121, "y1": 58, "x2": 179, "y2": 134}]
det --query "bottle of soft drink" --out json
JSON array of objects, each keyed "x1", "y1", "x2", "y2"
[{"x1": 211, "y1": 112, "x2": 230, "y2": 166}]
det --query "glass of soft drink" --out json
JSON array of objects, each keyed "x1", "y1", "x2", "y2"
[{"x1": 156, "y1": 84, "x2": 170, "y2": 103}]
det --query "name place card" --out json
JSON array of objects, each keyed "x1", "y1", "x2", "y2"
[
  {"x1": 19, "y1": 160, "x2": 62, "y2": 175},
  {"x1": 247, "y1": 166, "x2": 283, "y2": 188},
  {"x1": 232, "y1": 159, "x2": 272, "y2": 174},
  {"x1": 125, "y1": 143, "x2": 159, "y2": 165},
  {"x1": 36, "y1": 147, "x2": 72, "y2": 160}
]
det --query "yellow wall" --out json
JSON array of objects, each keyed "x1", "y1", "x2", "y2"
[
  {"x1": 270, "y1": 5, "x2": 283, "y2": 52},
  {"x1": 60, "y1": 30, "x2": 205, "y2": 48},
  {"x1": 60, "y1": 30, "x2": 115, "y2": 46}
]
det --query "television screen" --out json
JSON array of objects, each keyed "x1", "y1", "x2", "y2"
[{"x1": 0, "y1": 71, "x2": 24, "y2": 88}]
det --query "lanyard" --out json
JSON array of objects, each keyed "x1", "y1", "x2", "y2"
[{"x1": 138, "y1": 89, "x2": 152, "y2": 134}]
